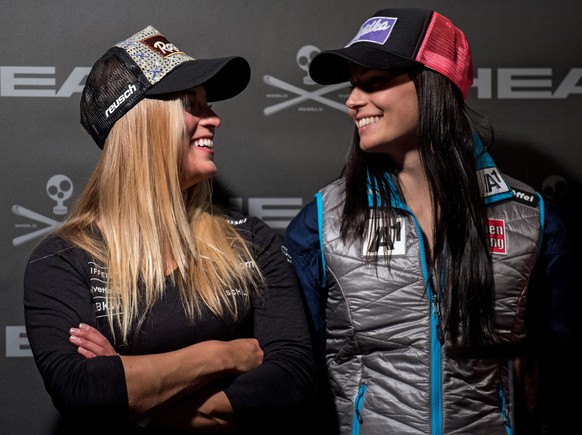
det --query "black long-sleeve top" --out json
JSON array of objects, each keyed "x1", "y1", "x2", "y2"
[{"x1": 23, "y1": 213, "x2": 317, "y2": 434}]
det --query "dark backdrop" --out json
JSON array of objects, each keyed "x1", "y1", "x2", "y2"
[{"x1": 1, "y1": 1, "x2": 580, "y2": 433}]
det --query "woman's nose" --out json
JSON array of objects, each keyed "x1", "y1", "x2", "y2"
[
  {"x1": 346, "y1": 87, "x2": 365, "y2": 111},
  {"x1": 202, "y1": 108, "x2": 221, "y2": 128}
]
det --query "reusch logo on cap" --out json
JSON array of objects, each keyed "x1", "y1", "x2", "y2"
[
  {"x1": 141, "y1": 34, "x2": 184, "y2": 57},
  {"x1": 104, "y1": 83, "x2": 138, "y2": 118},
  {"x1": 347, "y1": 17, "x2": 398, "y2": 47}
]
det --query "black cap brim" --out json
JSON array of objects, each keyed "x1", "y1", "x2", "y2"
[
  {"x1": 309, "y1": 45, "x2": 419, "y2": 85},
  {"x1": 145, "y1": 56, "x2": 251, "y2": 102}
]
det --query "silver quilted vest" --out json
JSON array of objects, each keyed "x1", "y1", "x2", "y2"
[{"x1": 320, "y1": 174, "x2": 542, "y2": 435}]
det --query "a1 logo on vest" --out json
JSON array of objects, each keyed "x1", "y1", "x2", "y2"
[
  {"x1": 477, "y1": 167, "x2": 511, "y2": 199},
  {"x1": 363, "y1": 216, "x2": 406, "y2": 257}
]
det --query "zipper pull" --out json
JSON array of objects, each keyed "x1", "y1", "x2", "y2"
[{"x1": 432, "y1": 292, "x2": 445, "y2": 345}]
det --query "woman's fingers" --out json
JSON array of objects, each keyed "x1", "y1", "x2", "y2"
[{"x1": 69, "y1": 323, "x2": 117, "y2": 357}]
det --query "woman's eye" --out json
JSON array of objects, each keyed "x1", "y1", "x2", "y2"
[
  {"x1": 349, "y1": 78, "x2": 387, "y2": 93},
  {"x1": 188, "y1": 102, "x2": 212, "y2": 114}
]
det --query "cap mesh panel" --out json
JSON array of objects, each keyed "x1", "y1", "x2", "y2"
[
  {"x1": 415, "y1": 12, "x2": 473, "y2": 98},
  {"x1": 80, "y1": 49, "x2": 145, "y2": 148}
]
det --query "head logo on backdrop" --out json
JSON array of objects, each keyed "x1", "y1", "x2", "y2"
[
  {"x1": 257, "y1": 47, "x2": 582, "y2": 114},
  {"x1": 263, "y1": 45, "x2": 349, "y2": 116},
  {"x1": 12, "y1": 174, "x2": 72, "y2": 246}
]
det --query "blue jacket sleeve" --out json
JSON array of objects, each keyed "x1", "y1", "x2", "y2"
[
  {"x1": 283, "y1": 199, "x2": 327, "y2": 353},
  {"x1": 537, "y1": 200, "x2": 574, "y2": 347}
]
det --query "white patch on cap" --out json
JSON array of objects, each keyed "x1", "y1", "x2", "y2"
[
  {"x1": 346, "y1": 16, "x2": 398, "y2": 47},
  {"x1": 116, "y1": 26, "x2": 195, "y2": 85}
]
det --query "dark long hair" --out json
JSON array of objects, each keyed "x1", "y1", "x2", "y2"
[{"x1": 340, "y1": 69, "x2": 496, "y2": 346}]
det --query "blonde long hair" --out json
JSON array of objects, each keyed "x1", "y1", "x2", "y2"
[{"x1": 56, "y1": 96, "x2": 263, "y2": 343}]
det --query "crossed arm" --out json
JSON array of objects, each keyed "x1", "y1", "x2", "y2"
[{"x1": 69, "y1": 323, "x2": 263, "y2": 432}]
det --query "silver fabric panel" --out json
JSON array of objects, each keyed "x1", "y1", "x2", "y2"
[{"x1": 319, "y1": 175, "x2": 541, "y2": 435}]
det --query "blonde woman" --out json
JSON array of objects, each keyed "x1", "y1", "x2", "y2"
[{"x1": 24, "y1": 26, "x2": 315, "y2": 434}]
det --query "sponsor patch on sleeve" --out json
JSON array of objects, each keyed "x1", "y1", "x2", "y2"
[
  {"x1": 477, "y1": 167, "x2": 511, "y2": 199},
  {"x1": 487, "y1": 218, "x2": 507, "y2": 255},
  {"x1": 511, "y1": 187, "x2": 539, "y2": 207}
]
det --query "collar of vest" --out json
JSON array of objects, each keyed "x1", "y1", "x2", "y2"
[
  {"x1": 365, "y1": 133, "x2": 514, "y2": 209},
  {"x1": 473, "y1": 133, "x2": 513, "y2": 204}
]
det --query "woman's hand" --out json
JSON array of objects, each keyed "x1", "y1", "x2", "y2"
[
  {"x1": 220, "y1": 338, "x2": 263, "y2": 374},
  {"x1": 69, "y1": 323, "x2": 117, "y2": 358},
  {"x1": 149, "y1": 389, "x2": 235, "y2": 433}
]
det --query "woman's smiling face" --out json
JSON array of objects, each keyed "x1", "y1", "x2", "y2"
[
  {"x1": 179, "y1": 86, "x2": 221, "y2": 191},
  {"x1": 346, "y1": 65, "x2": 419, "y2": 157}
]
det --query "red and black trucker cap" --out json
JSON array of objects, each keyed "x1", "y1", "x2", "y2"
[
  {"x1": 80, "y1": 26, "x2": 251, "y2": 148},
  {"x1": 308, "y1": 8, "x2": 473, "y2": 99}
]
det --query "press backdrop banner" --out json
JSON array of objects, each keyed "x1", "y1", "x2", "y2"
[{"x1": 1, "y1": 1, "x2": 580, "y2": 433}]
